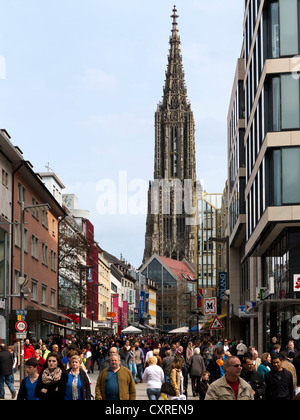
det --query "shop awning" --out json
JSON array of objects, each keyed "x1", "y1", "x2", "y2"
[{"x1": 41, "y1": 319, "x2": 77, "y2": 332}]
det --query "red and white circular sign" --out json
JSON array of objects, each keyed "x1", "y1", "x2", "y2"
[{"x1": 15, "y1": 320, "x2": 27, "y2": 332}]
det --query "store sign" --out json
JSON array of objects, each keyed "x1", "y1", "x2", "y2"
[
  {"x1": 204, "y1": 298, "x2": 217, "y2": 316},
  {"x1": 294, "y1": 275, "x2": 300, "y2": 292}
]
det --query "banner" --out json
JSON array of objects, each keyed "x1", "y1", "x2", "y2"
[
  {"x1": 140, "y1": 291, "x2": 145, "y2": 320},
  {"x1": 112, "y1": 294, "x2": 119, "y2": 323},
  {"x1": 218, "y1": 272, "x2": 227, "y2": 300},
  {"x1": 145, "y1": 293, "x2": 149, "y2": 314},
  {"x1": 123, "y1": 301, "x2": 128, "y2": 327}
]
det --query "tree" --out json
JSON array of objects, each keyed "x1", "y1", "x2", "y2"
[{"x1": 58, "y1": 214, "x2": 92, "y2": 312}]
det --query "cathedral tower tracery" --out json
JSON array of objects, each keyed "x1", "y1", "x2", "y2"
[{"x1": 143, "y1": 6, "x2": 197, "y2": 264}]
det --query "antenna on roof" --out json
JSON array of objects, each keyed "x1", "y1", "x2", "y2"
[{"x1": 45, "y1": 162, "x2": 54, "y2": 172}]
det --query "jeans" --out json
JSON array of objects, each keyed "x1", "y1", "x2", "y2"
[
  {"x1": 128, "y1": 362, "x2": 137, "y2": 383},
  {"x1": 147, "y1": 388, "x2": 161, "y2": 400},
  {"x1": 136, "y1": 363, "x2": 143, "y2": 381},
  {"x1": 0, "y1": 374, "x2": 15, "y2": 398}
]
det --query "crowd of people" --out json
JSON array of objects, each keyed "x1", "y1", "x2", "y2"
[{"x1": 1, "y1": 333, "x2": 300, "y2": 400}]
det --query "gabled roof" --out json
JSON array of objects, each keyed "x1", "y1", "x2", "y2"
[
  {"x1": 141, "y1": 253, "x2": 195, "y2": 283},
  {"x1": 159, "y1": 256, "x2": 195, "y2": 282}
]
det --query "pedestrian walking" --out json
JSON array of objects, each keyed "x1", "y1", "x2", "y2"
[
  {"x1": 265, "y1": 355, "x2": 294, "y2": 400},
  {"x1": 188, "y1": 347, "x2": 206, "y2": 397},
  {"x1": 35, "y1": 348, "x2": 45, "y2": 374},
  {"x1": 207, "y1": 347, "x2": 226, "y2": 383},
  {"x1": 186, "y1": 341, "x2": 194, "y2": 362},
  {"x1": 161, "y1": 349, "x2": 174, "y2": 383},
  {"x1": 0, "y1": 343, "x2": 16, "y2": 400},
  {"x1": 257, "y1": 352, "x2": 271, "y2": 379},
  {"x1": 34, "y1": 352, "x2": 68, "y2": 400},
  {"x1": 65, "y1": 355, "x2": 92, "y2": 400},
  {"x1": 99, "y1": 346, "x2": 127, "y2": 372},
  {"x1": 240, "y1": 355, "x2": 265, "y2": 400},
  {"x1": 236, "y1": 340, "x2": 247, "y2": 357},
  {"x1": 169, "y1": 357, "x2": 186, "y2": 400},
  {"x1": 197, "y1": 370, "x2": 210, "y2": 400},
  {"x1": 24, "y1": 338, "x2": 35, "y2": 362},
  {"x1": 41, "y1": 343, "x2": 51, "y2": 361},
  {"x1": 134, "y1": 342, "x2": 144, "y2": 383},
  {"x1": 142, "y1": 355, "x2": 164, "y2": 400},
  {"x1": 17, "y1": 358, "x2": 39, "y2": 400},
  {"x1": 127, "y1": 345, "x2": 137, "y2": 383},
  {"x1": 95, "y1": 354, "x2": 136, "y2": 400},
  {"x1": 205, "y1": 356, "x2": 254, "y2": 400},
  {"x1": 293, "y1": 351, "x2": 300, "y2": 395}
]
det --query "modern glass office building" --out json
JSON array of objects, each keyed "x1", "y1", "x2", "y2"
[{"x1": 228, "y1": 0, "x2": 300, "y2": 353}]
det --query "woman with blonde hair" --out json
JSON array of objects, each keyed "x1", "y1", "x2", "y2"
[
  {"x1": 257, "y1": 353, "x2": 271, "y2": 379},
  {"x1": 65, "y1": 355, "x2": 91, "y2": 400},
  {"x1": 153, "y1": 348, "x2": 162, "y2": 366},
  {"x1": 142, "y1": 355, "x2": 164, "y2": 400}
]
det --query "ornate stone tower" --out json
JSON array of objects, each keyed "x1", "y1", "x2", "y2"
[{"x1": 143, "y1": 6, "x2": 197, "y2": 263}]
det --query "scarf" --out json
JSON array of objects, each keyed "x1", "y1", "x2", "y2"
[
  {"x1": 42, "y1": 367, "x2": 62, "y2": 385},
  {"x1": 70, "y1": 370, "x2": 79, "y2": 400}
]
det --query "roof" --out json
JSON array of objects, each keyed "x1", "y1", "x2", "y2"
[{"x1": 159, "y1": 256, "x2": 195, "y2": 282}]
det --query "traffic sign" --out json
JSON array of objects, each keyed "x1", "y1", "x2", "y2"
[
  {"x1": 16, "y1": 332, "x2": 27, "y2": 340},
  {"x1": 15, "y1": 320, "x2": 27, "y2": 332},
  {"x1": 209, "y1": 316, "x2": 225, "y2": 330}
]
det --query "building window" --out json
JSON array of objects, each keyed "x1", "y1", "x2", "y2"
[
  {"x1": 42, "y1": 243, "x2": 48, "y2": 266},
  {"x1": 267, "y1": 147, "x2": 300, "y2": 205},
  {"x1": 42, "y1": 285, "x2": 48, "y2": 305},
  {"x1": 31, "y1": 279, "x2": 38, "y2": 302},
  {"x1": 51, "y1": 289, "x2": 56, "y2": 308},
  {"x1": 50, "y1": 250, "x2": 57, "y2": 272},
  {"x1": 31, "y1": 235, "x2": 39, "y2": 260},
  {"x1": 265, "y1": 75, "x2": 300, "y2": 132},
  {"x1": 31, "y1": 197, "x2": 40, "y2": 220},
  {"x1": 2, "y1": 169, "x2": 8, "y2": 188},
  {"x1": 18, "y1": 182, "x2": 26, "y2": 203},
  {"x1": 264, "y1": 0, "x2": 299, "y2": 58}
]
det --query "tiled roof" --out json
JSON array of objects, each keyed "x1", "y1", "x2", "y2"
[{"x1": 159, "y1": 256, "x2": 195, "y2": 282}]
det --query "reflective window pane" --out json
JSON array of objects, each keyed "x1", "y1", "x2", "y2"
[
  {"x1": 281, "y1": 75, "x2": 300, "y2": 130},
  {"x1": 282, "y1": 148, "x2": 300, "y2": 204},
  {"x1": 279, "y1": 0, "x2": 299, "y2": 56}
]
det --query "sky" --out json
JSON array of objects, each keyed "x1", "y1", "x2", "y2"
[{"x1": 0, "y1": 0, "x2": 244, "y2": 268}]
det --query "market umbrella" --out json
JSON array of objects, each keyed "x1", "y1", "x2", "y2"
[
  {"x1": 121, "y1": 325, "x2": 142, "y2": 333},
  {"x1": 167, "y1": 326, "x2": 189, "y2": 334}
]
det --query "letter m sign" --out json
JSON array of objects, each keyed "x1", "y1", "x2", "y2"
[{"x1": 204, "y1": 297, "x2": 217, "y2": 316}]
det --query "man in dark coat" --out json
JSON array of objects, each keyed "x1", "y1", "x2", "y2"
[
  {"x1": 265, "y1": 355, "x2": 294, "y2": 400},
  {"x1": 161, "y1": 349, "x2": 174, "y2": 382},
  {"x1": 0, "y1": 344, "x2": 16, "y2": 399},
  {"x1": 240, "y1": 356, "x2": 265, "y2": 400}
]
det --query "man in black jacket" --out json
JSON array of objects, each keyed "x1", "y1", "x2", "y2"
[
  {"x1": 265, "y1": 355, "x2": 294, "y2": 400},
  {"x1": 0, "y1": 344, "x2": 16, "y2": 399},
  {"x1": 240, "y1": 356, "x2": 265, "y2": 400}
]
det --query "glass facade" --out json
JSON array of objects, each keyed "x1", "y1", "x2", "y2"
[
  {"x1": 196, "y1": 195, "x2": 222, "y2": 289},
  {"x1": 141, "y1": 258, "x2": 178, "y2": 331},
  {"x1": 266, "y1": 147, "x2": 300, "y2": 206}
]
